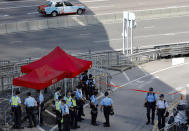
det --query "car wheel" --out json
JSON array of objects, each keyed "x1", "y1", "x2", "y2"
[
  {"x1": 77, "y1": 9, "x2": 83, "y2": 15},
  {"x1": 51, "y1": 11, "x2": 57, "y2": 17}
]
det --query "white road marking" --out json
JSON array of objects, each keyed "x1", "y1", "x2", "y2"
[
  {"x1": 120, "y1": 62, "x2": 189, "y2": 88},
  {"x1": 89, "y1": 5, "x2": 114, "y2": 9},
  {"x1": 72, "y1": 17, "x2": 86, "y2": 26},
  {"x1": 144, "y1": 26, "x2": 154, "y2": 29},
  {"x1": 0, "y1": 5, "x2": 38, "y2": 10},
  {"x1": 27, "y1": 12, "x2": 38, "y2": 15},
  {"x1": 45, "y1": 109, "x2": 56, "y2": 118},
  {"x1": 0, "y1": 0, "x2": 36, "y2": 4},
  {"x1": 48, "y1": 62, "x2": 189, "y2": 131},
  {"x1": 123, "y1": 72, "x2": 130, "y2": 81},
  {"x1": 79, "y1": 33, "x2": 90, "y2": 36},
  {"x1": 49, "y1": 125, "x2": 58, "y2": 131},
  {"x1": 94, "y1": 31, "x2": 189, "y2": 43},
  {"x1": 37, "y1": 126, "x2": 46, "y2": 131},
  {"x1": 81, "y1": 0, "x2": 109, "y2": 3},
  {"x1": 0, "y1": 15, "x2": 9, "y2": 17}
]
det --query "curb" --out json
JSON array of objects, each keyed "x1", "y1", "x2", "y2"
[{"x1": 1, "y1": 6, "x2": 189, "y2": 35}]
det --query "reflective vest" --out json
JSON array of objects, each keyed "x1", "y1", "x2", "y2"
[
  {"x1": 65, "y1": 96, "x2": 72, "y2": 105},
  {"x1": 11, "y1": 96, "x2": 19, "y2": 106},
  {"x1": 72, "y1": 99, "x2": 77, "y2": 107},
  {"x1": 55, "y1": 101, "x2": 61, "y2": 112}
]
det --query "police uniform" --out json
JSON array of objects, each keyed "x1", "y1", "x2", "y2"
[
  {"x1": 90, "y1": 95, "x2": 98, "y2": 125},
  {"x1": 64, "y1": 96, "x2": 72, "y2": 108},
  {"x1": 38, "y1": 92, "x2": 44, "y2": 125},
  {"x1": 54, "y1": 91, "x2": 61, "y2": 101},
  {"x1": 60, "y1": 104, "x2": 70, "y2": 131},
  {"x1": 80, "y1": 73, "x2": 88, "y2": 99},
  {"x1": 10, "y1": 95, "x2": 22, "y2": 128},
  {"x1": 76, "y1": 89, "x2": 84, "y2": 121},
  {"x1": 145, "y1": 93, "x2": 157, "y2": 124},
  {"x1": 100, "y1": 97, "x2": 113, "y2": 127},
  {"x1": 24, "y1": 96, "x2": 37, "y2": 127},
  {"x1": 55, "y1": 100, "x2": 62, "y2": 131},
  {"x1": 86, "y1": 79, "x2": 95, "y2": 98},
  {"x1": 70, "y1": 98, "x2": 79, "y2": 129},
  {"x1": 156, "y1": 99, "x2": 168, "y2": 129}
]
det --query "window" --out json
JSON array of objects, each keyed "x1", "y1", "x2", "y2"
[
  {"x1": 64, "y1": 1, "x2": 73, "y2": 6},
  {"x1": 47, "y1": 1, "x2": 52, "y2": 6},
  {"x1": 55, "y1": 2, "x2": 63, "y2": 7}
]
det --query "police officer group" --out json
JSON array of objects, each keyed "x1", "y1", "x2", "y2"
[
  {"x1": 54, "y1": 86, "x2": 114, "y2": 131},
  {"x1": 9, "y1": 71, "x2": 114, "y2": 130},
  {"x1": 145, "y1": 87, "x2": 169, "y2": 130},
  {"x1": 9, "y1": 90, "x2": 44, "y2": 129}
]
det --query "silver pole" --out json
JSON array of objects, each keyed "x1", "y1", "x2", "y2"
[
  {"x1": 64, "y1": 79, "x2": 67, "y2": 95},
  {"x1": 38, "y1": 90, "x2": 41, "y2": 126},
  {"x1": 12, "y1": 85, "x2": 14, "y2": 97},
  {"x1": 123, "y1": 18, "x2": 125, "y2": 54},
  {"x1": 130, "y1": 20, "x2": 133, "y2": 54},
  {"x1": 72, "y1": 78, "x2": 74, "y2": 91},
  {"x1": 126, "y1": 13, "x2": 129, "y2": 55}
]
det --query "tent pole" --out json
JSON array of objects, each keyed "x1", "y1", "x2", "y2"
[
  {"x1": 64, "y1": 79, "x2": 67, "y2": 96},
  {"x1": 11, "y1": 85, "x2": 14, "y2": 97},
  {"x1": 72, "y1": 78, "x2": 74, "y2": 91},
  {"x1": 38, "y1": 90, "x2": 41, "y2": 126}
]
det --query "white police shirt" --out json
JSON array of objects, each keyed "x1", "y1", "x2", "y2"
[{"x1": 156, "y1": 100, "x2": 168, "y2": 109}]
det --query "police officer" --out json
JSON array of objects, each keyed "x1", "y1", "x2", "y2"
[
  {"x1": 90, "y1": 91, "x2": 98, "y2": 126},
  {"x1": 86, "y1": 74, "x2": 95, "y2": 98},
  {"x1": 55, "y1": 96, "x2": 63, "y2": 131},
  {"x1": 100, "y1": 92, "x2": 113, "y2": 127},
  {"x1": 64, "y1": 91, "x2": 72, "y2": 108},
  {"x1": 144, "y1": 87, "x2": 157, "y2": 125},
  {"x1": 60, "y1": 100, "x2": 70, "y2": 131},
  {"x1": 156, "y1": 94, "x2": 168, "y2": 130},
  {"x1": 9, "y1": 91, "x2": 23, "y2": 129},
  {"x1": 54, "y1": 87, "x2": 62, "y2": 102},
  {"x1": 70, "y1": 93, "x2": 80, "y2": 129},
  {"x1": 76, "y1": 86, "x2": 85, "y2": 121},
  {"x1": 37, "y1": 90, "x2": 44, "y2": 125},
  {"x1": 80, "y1": 70, "x2": 88, "y2": 100},
  {"x1": 24, "y1": 92, "x2": 37, "y2": 128}
]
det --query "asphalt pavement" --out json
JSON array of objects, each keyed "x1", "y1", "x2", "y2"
[
  {"x1": 0, "y1": 0, "x2": 189, "y2": 23},
  {"x1": 0, "y1": 15, "x2": 189, "y2": 60},
  {"x1": 36, "y1": 57, "x2": 189, "y2": 131}
]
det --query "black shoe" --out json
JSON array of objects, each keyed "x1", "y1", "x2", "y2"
[
  {"x1": 151, "y1": 122, "x2": 154, "y2": 125},
  {"x1": 76, "y1": 125, "x2": 80, "y2": 128},
  {"x1": 92, "y1": 123, "x2": 99, "y2": 126},
  {"x1": 103, "y1": 122, "x2": 107, "y2": 125},
  {"x1": 104, "y1": 124, "x2": 110, "y2": 127},
  {"x1": 146, "y1": 121, "x2": 150, "y2": 125},
  {"x1": 27, "y1": 126, "x2": 33, "y2": 128},
  {"x1": 17, "y1": 127, "x2": 24, "y2": 129},
  {"x1": 81, "y1": 118, "x2": 84, "y2": 120},
  {"x1": 82, "y1": 113, "x2": 85, "y2": 116}
]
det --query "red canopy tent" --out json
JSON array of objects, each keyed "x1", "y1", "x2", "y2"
[
  {"x1": 21, "y1": 46, "x2": 92, "y2": 78},
  {"x1": 13, "y1": 64, "x2": 65, "y2": 90}
]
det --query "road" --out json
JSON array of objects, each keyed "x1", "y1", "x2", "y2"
[
  {"x1": 0, "y1": 0, "x2": 189, "y2": 23},
  {"x1": 0, "y1": 15, "x2": 189, "y2": 60},
  {"x1": 38, "y1": 58, "x2": 189, "y2": 131}
]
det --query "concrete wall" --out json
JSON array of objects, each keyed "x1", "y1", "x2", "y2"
[{"x1": 1, "y1": 6, "x2": 189, "y2": 35}]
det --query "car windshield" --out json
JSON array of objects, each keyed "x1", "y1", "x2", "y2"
[
  {"x1": 64, "y1": 1, "x2": 72, "y2": 6},
  {"x1": 47, "y1": 1, "x2": 52, "y2": 6}
]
